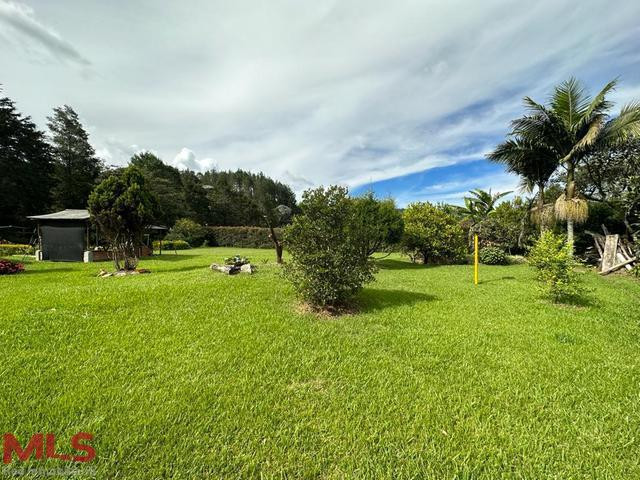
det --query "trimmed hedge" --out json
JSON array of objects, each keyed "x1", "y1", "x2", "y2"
[
  {"x1": 152, "y1": 240, "x2": 191, "y2": 250},
  {"x1": 0, "y1": 244, "x2": 34, "y2": 256},
  {"x1": 206, "y1": 226, "x2": 281, "y2": 249}
]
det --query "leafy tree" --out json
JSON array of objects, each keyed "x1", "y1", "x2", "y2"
[
  {"x1": 283, "y1": 186, "x2": 376, "y2": 309},
  {"x1": 167, "y1": 218, "x2": 207, "y2": 247},
  {"x1": 88, "y1": 166, "x2": 157, "y2": 270},
  {"x1": 130, "y1": 152, "x2": 186, "y2": 226},
  {"x1": 402, "y1": 202, "x2": 466, "y2": 264},
  {"x1": 351, "y1": 192, "x2": 404, "y2": 257},
  {"x1": 577, "y1": 138, "x2": 640, "y2": 237},
  {"x1": 507, "y1": 78, "x2": 640, "y2": 246},
  {"x1": 473, "y1": 197, "x2": 534, "y2": 253},
  {"x1": 47, "y1": 105, "x2": 103, "y2": 209},
  {"x1": 0, "y1": 91, "x2": 54, "y2": 227},
  {"x1": 528, "y1": 231, "x2": 583, "y2": 303},
  {"x1": 488, "y1": 137, "x2": 558, "y2": 232}
]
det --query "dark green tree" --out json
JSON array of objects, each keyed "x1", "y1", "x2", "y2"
[
  {"x1": 47, "y1": 105, "x2": 103, "y2": 209},
  {"x1": 352, "y1": 192, "x2": 404, "y2": 257},
  {"x1": 130, "y1": 152, "x2": 186, "y2": 226},
  {"x1": 88, "y1": 166, "x2": 157, "y2": 270},
  {"x1": 0, "y1": 92, "x2": 54, "y2": 228},
  {"x1": 199, "y1": 169, "x2": 297, "y2": 227},
  {"x1": 180, "y1": 170, "x2": 210, "y2": 224}
]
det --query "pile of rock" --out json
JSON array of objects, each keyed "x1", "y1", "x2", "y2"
[{"x1": 210, "y1": 255, "x2": 254, "y2": 275}]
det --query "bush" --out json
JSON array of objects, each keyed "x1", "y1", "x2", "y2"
[
  {"x1": 152, "y1": 239, "x2": 191, "y2": 250},
  {"x1": 206, "y1": 226, "x2": 282, "y2": 249},
  {"x1": 528, "y1": 232, "x2": 583, "y2": 302},
  {"x1": 402, "y1": 202, "x2": 466, "y2": 264},
  {"x1": 479, "y1": 246, "x2": 508, "y2": 265},
  {"x1": 351, "y1": 193, "x2": 404, "y2": 255},
  {"x1": 0, "y1": 244, "x2": 34, "y2": 256},
  {"x1": 169, "y1": 218, "x2": 207, "y2": 247},
  {"x1": 283, "y1": 186, "x2": 376, "y2": 309},
  {"x1": 0, "y1": 259, "x2": 25, "y2": 275}
]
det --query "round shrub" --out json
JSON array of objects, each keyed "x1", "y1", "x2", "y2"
[
  {"x1": 402, "y1": 202, "x2": 466, "y2": 264},
  {"x1": 169, "y1": 218, "x2": 207, "y2": 247},
  {"x1": 0, "y1": 259, "x2": 25, "y2": 275},
  {"x1": 283, "y1": 186, "x2": 376, "y2": 309},
  {"x1": 479, "y1": 246, "x2": 508, "y2": 265}
]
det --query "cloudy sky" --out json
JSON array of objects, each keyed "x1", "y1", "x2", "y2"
[{"x1": 2, "y1": 0, "x2": 639, "y2": 205}]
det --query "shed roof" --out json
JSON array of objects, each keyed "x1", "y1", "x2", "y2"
[{"x1": 27, "y1": 209, "x2": 90, "y2": 221}]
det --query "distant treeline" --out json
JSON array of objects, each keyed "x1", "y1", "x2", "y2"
[{"x1": 0, "y1": 88, "x2": 297, "y2": 235}]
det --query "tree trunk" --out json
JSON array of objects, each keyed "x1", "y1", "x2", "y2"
[
  {"x1": 566, "y1": 166, "x2": 576, "y2": 249},
  {"x1": 268, "y1": 224, "x2": 283, "y2": 264},
  {"x1": 567, "y1": 220, "x2": 575, "y2": 248},
  {"x1": 537, "y1": 184, "x2": 546, "y2": 234}
]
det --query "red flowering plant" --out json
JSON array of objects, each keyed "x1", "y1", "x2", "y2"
[{"x1": 0, "y1": 259, "x2": 24, "y2": 275}]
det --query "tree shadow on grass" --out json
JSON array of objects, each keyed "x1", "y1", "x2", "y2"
[
  {"x1": 480, "y1": 276, "x2": 516, "y2": 284},
  {"x1": 376, "y1": 259, "x2": 429, "y2": 270},
  {"x1": 148, "y1": 253, "x2": 200, "y2": 262},
  {"x1": 552, "y1": 293, "x2": 596, "y2": 309},
  {"x1": 357, "y1": 288, "x2": 436, "y2": 313},
  {"x1": 21, "y1": 267, "x2": 76, "y2": 275},
  {"x1": 159, "y1": 265, "x2": 210, "y2": 274}
]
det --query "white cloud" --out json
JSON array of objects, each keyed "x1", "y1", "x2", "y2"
[
  {"x1": 1, "y1": 0, "x2": 639, "y2": 199},
  {"x1": 0, "y1": 0, "x2": 90, "y2": 67},
  {"x1": 171, "y1": 148, "x2": 217, "y2": 172}
]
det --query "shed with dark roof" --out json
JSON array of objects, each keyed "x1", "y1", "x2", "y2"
[{"x1": 27, "y1": 209, "x2": 90, "y2": 262}]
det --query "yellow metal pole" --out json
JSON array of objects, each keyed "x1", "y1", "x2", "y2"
[{"x1": 474, "y1": 234, "x2": 479, "y2": 285}]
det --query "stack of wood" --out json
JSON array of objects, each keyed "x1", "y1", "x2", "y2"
[{"x1": 586, "y1": 226, "x2": 637, "y2": 275}]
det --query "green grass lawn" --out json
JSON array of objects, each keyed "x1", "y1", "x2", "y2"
[{"x1": 1, "y1": 248, "x2": 639, "y2": 479}]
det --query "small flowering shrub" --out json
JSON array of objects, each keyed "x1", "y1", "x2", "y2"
[
  {"x1": 528, "y1": 232, "x2": 583, "y2": 303},
  {"x1": 0, "y1": 259, "x2": 25, "y2": 275},
  {"x1": 479, "y1": 246, "x2": 508, "y2": 265}
]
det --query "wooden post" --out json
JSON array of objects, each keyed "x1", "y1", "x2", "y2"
[
  {"x1": 474, "y1": 234, "x2": 479, "y2": 285},
  {"x1": 601, "y1": 235, "x2": 619, "y2": 273}
]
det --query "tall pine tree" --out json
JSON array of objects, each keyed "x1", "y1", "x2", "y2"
[
  {"x1": 0, "y1": 90, "x2": 54, "y2": 227},
  {"x1": 47, "y1": 105, "x2": 103, "y2": 209}
]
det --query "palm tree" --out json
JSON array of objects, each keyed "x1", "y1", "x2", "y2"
[
  {"x1": 461, "y1": 189, "x2": 512, "y2": 221},
  {"x1": 488, "y1": 137, "x2": 559, "y2": 233},
  {"x1": 508, "y1": 78, "x2": 640, "y2": 246},
  {"x1": 457, "y1": 188, "x2": 512, "y2": 245}
]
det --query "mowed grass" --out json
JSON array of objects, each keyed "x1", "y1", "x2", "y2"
[{"x1": 1, "y1": 248, "x2": 640, "y2": 479}]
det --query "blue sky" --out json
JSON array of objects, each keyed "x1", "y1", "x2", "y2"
[{"x1": 1, "y1": 0, "x2": 640, "y2": 206}]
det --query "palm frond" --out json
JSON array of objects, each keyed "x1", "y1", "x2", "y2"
[
  {"x1": 551, "y1": 77, "x2": 590, "y2": 133},
  {"x1": 600, "y1": 101, "x2": 640, "y2": 144},
  {"x1": 581, "y1": 79, "x2": 616, "y2": 122}
]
